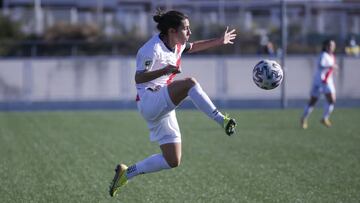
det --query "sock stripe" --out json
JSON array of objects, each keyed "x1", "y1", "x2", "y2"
[
  {"x1": 212, "y1": 109, "x2": 219, "y2": 115},
  {"x1": 127, "y1": 165, "x2": 137, "y2": 174}
]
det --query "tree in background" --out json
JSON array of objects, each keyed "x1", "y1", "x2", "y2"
[{"x1": 0, "y1": 15, "x2": 24, "y2": 56}]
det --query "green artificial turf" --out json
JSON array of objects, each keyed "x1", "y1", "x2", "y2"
[{"x1": 0, "y1": 108, "x2": 359, "y2": 202}]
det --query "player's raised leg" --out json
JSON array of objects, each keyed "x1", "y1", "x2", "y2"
[{"x1": 168, "y1": 77, "x2": 236, "y2": 135}]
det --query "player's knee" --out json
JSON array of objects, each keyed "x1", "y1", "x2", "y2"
[
  {"x1": 185, "y1": 77, "x2": 197, "y2": 88},
  {"x1": 166, "y1": 157, "x2": 181, "y2": 168}
]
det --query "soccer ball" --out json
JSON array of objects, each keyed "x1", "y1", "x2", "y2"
[{"x1": 252, "y1": 59, "x2": 283, "y2": 90}]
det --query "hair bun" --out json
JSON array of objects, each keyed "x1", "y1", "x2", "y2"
[
  {"x1": 153, "y1": 15, "x2": 162, "y2": 23},
  {"x1": 153, "y1": 9, "x2": 165, "y2": 23}
]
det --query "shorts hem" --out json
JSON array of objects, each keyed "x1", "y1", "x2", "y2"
[{"x1": 157, "y1": 136, "x2": 181, "y2": 145}]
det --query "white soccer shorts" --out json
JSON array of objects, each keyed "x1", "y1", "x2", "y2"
[
  {"x1": 136, "y1": 86, "x2": 181, "y2": 145},
  {"x1": 310, "y1": 81, "x2": 336, "y2": 98}
]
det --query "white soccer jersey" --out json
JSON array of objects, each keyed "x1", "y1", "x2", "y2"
[
  {"x1": 135, "y1": 34, "x2": 190, "y2": 93},
  {"x1": 313, "y1": 51, "x2": 336, "y2": 86}
]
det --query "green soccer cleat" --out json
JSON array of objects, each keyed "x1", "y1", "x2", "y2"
[
  {"x1": 109, "y1": 164, "x2": 128, "y2": 197},
  {"x1": 223, "y1": 114, "x2": 237, "y2": 136}
]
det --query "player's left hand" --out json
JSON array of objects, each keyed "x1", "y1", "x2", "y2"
[{"x1": 221, "y1": 26, "x2": 237, "y2": 45}]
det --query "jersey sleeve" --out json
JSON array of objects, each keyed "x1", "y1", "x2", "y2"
[{"x1": 136, "y1": 49, "x2": 157, "y2": 73}]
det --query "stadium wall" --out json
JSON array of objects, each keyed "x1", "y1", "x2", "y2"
[{"x1": 0, "y1": 56, "x2": 359, "y2": 110}]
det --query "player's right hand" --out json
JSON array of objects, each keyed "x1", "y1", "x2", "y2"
[{"x1": 164, "y1": 65, "x2": 181, "y2": 75}]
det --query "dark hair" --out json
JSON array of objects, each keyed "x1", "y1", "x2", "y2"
[
  {"x1": 322, "y1": 39, "x2": 334, "y2": 51},
  {"x1": 153, "y1": 9, "x2": 188, "y2": 36}
]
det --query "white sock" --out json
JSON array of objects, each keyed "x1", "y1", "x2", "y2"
[
  {"x1": 188, "y1": 83, "x2": 224, "y2": 126},
  {"x1": 302, "y1": 105, "x2": 314, "y2": 119},
  {"x1": 126, "y1": 154, "x2": 171, "y2": 180},
  {"x1": 323, "y1": 103, "x2": 334, "y2": 119}
]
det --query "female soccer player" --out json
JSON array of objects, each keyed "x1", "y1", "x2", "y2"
[
  {"x1": 301, "y1": 39, "x2": 338, "y2": 129},
  {"x1": 109, "y1": 10, "x2": 237, "y2": 196}
]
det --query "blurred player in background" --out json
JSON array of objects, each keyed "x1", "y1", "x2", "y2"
[
  {"x1": 301, "y1": 39, "x2": 338, "y2": 129},
  {"x1": 109, "y1": 9, "x2": 237, "y2": 197}
]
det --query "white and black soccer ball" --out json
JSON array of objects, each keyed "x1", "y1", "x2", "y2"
[{"x1": 252, "y1": 59, "x2": 283, "y2": 90}]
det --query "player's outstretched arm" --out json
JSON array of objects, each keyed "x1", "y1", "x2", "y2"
[{"x1": 187, "y1": 26, "x2": 236, "y2": 53}]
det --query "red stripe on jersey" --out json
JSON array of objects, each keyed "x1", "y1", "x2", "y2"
[
  {"x1": 135, "y1": 94, "x2": 140, "y2": 101},
  {"x1": 322, "y1": 54, "x2": 335, "y2": 84},
  {"x1": 167, "y1": 44, "x2": 182, "y2": 85}
]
